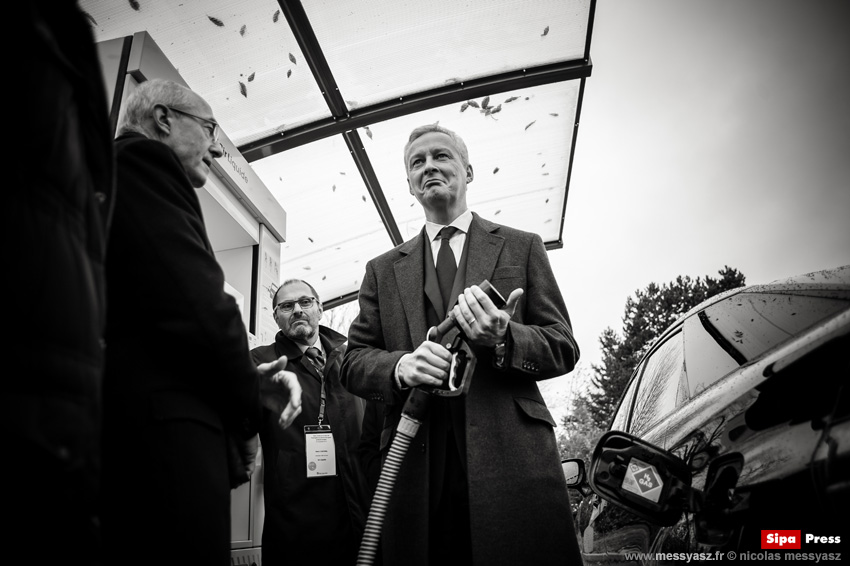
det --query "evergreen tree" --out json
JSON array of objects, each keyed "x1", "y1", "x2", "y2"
[
  {"x1": 587, "y1": 266, "x2": 746, "y2": 428},
  {"x1": 558, "y1": 393, "x2": 605, "y2": 464}
]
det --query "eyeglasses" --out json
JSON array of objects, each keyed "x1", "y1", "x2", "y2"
[
  {"x1": 166, "y1": 106, "x2": 220, "y2": 142},
  {"x1": 274, "y1": 297, "x2": 319, "y2": 313}
]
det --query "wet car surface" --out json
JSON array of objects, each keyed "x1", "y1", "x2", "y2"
[{"x1": 565, "y1": 266, "x2": 850, "y2": 563}]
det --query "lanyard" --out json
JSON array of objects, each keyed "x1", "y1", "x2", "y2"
[{"x1": 304, "y1": 353, "x2": 327, "y2": 426}]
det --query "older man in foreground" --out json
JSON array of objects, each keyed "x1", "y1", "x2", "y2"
[{"x1": 101, "y1": 79, "x2": 301, "y2": 565}]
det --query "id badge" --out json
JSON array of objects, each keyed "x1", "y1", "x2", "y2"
[{"x1": 304, "y1": 425, "x2": 336, "y2": 478}]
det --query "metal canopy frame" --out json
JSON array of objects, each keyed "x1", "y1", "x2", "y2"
[
  {"x1": 80, "y1": 0, "x2": 597, "y2": 309},
  {"x1": 240, "y1": 1, "x2": 595, "y2": 306}
]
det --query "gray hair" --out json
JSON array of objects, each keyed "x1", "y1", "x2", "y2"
[
  {"x1": 117, "y1": 78, "x2": 197, "y2": 138},
  {"x1": 403, "y1": 124, "x2": 470, "y2": 169},
  {"x1": 272, "y1": 279, "x2": 321, "y2": 308}
]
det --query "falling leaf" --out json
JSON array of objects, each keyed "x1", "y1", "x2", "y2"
[
  {"x1": 504, "y1": 96, "x2": 519, "y2": 103},
  {"x1": 303, "y1": 266, "x2": 311, "y2": 270},
  {"x1": 460, "y1": 103, "x2": 469, "y2": 112},
  {"x1": 208, "y1": 15, "x2": 224, "y2": 27},
  {"x1": 332, "y1": 185, "x2": 336, "y2": 192},
  {"x1": 362, "y1": 196, "x2": 366, "y2": 202},
  {"x1": 541, "y1": 26, "x2": 549, "y2": 37},
  {"x1": 495, "y1": 210, "x2": 501, "y2": 215},
  {"x1": 340, "y1": 172, "x2": 346, "y2": 175},
  {"x1": 467, "y1": 100, "x2": 480, "y2": 109},
  {"x1": 524, "y1": 120, "x2": 536, "y2": 131},
  {"x1": 549, "y1": 113, "x2": 559, "y2": 117},
  {"x1": 239, "y1": 25, "x2": 246, "y2": 37},
  {"x1": 490, "y1": 104, "x2": 502, "y2": 114},
  {"x1": 247, "y1": 72, "x2": 255, "y2": 82},
  {"x1": 82, "y1": 10, "x2": 98, "y2": 26},
  {"x1": 287, "y1": 69, "x2": 292, "y2": 78},
  {"x1": 545, "y1": 198, "x2": 549, "y2": 203},
  {"x1": 364, "y1": 126, "x2": 373, "y2": 140},
  {"x1": 493, "y1": 167, "x2": 500, "y2": 174},
  {"x1": 544, "y1": 218, "x2": 552, "y2": 223},
  {"x1": 273, "y1": 9, "x2": 280, "y2": 22},
  {"x1": 542, "y1": 172, "x2": 549, "y2": 176},
  {"x1": 322, "y1": 276, "x2": 327, "y2": 280},
  {"x1": 481, "y1": 96, "x2": 490, "y2": 109},
  {"x1": 541, "y1": 163, "x2": 546, "y2": 168},
  {"x1": 308, "y1": 237, "x2": 314, "y2": 243},
  {"x1": 289, "y1": 53, "x2": 297, "y2": 64},
  {"x1": 239, "y1": 81, "x2": 247, "y2": 97},
  {"x1": 128, "y1": 0, "x2": 140, "y2": 11}
]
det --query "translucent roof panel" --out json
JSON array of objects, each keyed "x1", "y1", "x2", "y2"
[
  {"x1": 366, "y1": 81, "x2": 580, "y2": 243},
  {"x1": 80, "y1": 0, "x2": 331, "y2": 145},
  {"x1": 251, "y1": 135, "x2": 394, "y2": 303},
  {"x1": 304, "y1": 0, "x2": 591, "y2": 110}
]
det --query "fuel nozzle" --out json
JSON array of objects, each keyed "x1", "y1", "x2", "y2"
[{"x1": 424, "y1": 279, "x2": 506, "y2": 398}]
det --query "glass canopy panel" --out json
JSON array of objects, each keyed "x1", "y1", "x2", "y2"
[
  {"x1": 80, "y1": 0, "x2": 330, "y2": 146},
  {"x1": 251, "y1": 135, "x2": 394, "y2": 303},
  {"x1": 303, "y1": 0, "x2": 590, "y2": 110},
  {"x1": 366, "y1": 81, "x2": 580, "y2": 243}
]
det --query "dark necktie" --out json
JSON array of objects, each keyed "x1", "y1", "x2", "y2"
[
  {"x1": 436, "y1": 226, "x2": 459, "y2": 312},
  {"x1": 304, "y1": 346, "x2": 325, "y2": 374}
]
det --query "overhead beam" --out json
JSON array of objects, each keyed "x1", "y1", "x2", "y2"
[
  {"x1": 240, "y1": 58, "x2": 593, "y2": 162},
  {"x1": 277, "y1": 0, "x2": 347, "y2": 117},
  {"x1": 343, "y1": 130, "x2": 404, "y2": 247}
]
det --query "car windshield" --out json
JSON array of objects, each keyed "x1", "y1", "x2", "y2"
[{"x1": 701, "y1": 292, "x2": 849, "y2": 363}]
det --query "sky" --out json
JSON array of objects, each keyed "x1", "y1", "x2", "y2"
[{"x1": 545, "y1": 0, "x2": 850, "y2": 378}]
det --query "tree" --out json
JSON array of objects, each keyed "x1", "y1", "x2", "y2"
[
  {"x1": 586, "y1": 266, "x2": 746, "y2": 429},
  {"x1": 322, "y1": 301, "x2": 360, "y2": 336},
  {"x1": 557, "y1": 392, "x2": 605, "y2": 464}
]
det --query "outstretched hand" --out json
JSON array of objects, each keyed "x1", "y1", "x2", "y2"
[
  {"x1": 258, "y1": 356, "x2": 302, "y2": 429},
  {"x1": 451, "y1": 285, "x2": 523, "y2": 347}
]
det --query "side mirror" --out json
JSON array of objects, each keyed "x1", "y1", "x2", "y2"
[
  {"x1": 589, "y1": 431, "x2": 693, "y2": 526},
  {"x1": 561, "y1": 458, "x2": 586, "y2": 488}
]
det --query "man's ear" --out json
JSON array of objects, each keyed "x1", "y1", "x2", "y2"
[
  {"x1": 408, "y1": 178, "x2": 413, "y2": 195},
  {"x1": 152, "y1": 104, "x2": 172, "y2": 136},
  {"x1": 466, "y1": 164, "x2": 474, "y2": 184}
]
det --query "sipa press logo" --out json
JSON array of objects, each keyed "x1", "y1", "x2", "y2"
[{"x1": 762, "y1": 530, "x2": 802, "y2": 549}]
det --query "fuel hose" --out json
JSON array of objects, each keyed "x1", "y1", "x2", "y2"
[
  {"x1": 355, "y1": 280, "x2": 504, "y2": 565},
  {"x1": 356, "y1": 388, "x2": 430, "y2": 566}
]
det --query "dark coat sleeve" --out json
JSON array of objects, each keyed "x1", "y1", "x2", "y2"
[
  {"x1": 499, "y1": 231, "x2": 580, "y2": 379},
  {"x1": 340, "y1": 258, "x2": 408, "y2": 406},
  {"x1": 109, "y1": 136, "x2": 260, "y2": 427}
]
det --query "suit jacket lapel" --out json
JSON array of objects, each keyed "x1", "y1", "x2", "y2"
[
  {"x1": 464, "y1": 213, "x2": 504, "y2": 288},
  {"x1": 394, "y1": 230, "x2": 429, "y2": 347}
]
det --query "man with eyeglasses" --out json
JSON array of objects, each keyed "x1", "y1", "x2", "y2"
[
  {"x1": 250, "y1": 279, "x2": 370, "y2": 566},
  {"x1": 101, "y1": 78, "x2": 302, "y2": 566}
]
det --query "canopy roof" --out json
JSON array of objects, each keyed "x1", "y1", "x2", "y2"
[{"x1": 82, "y1": 0, "x2": 595, "y2": 306}]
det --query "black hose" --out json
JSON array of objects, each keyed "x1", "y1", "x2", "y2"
[{"x1": 356, "y1": 389, "x2": 430, "y2": 565}]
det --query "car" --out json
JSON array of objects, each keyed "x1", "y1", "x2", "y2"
[{"x1": 564, "y1": 265, "x2": 850, "y2": 562}]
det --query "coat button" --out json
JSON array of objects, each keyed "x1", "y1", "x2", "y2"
[{"x1": 94, "y1": 191, "x2": 107, "y2": 203}]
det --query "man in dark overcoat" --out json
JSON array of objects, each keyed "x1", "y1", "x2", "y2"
[
  {"x1": 341, "y1": 124, "x2": 584, "y2": 565},
  {"x1": 251, "y1": 279, "x2": 369, "y2": 565},
  {"x1": 9, "y1": 2, "x2": 114, "y2": 563},
  {"x1": 101, "y1": 78, "x2": 301, "y2": 566}
]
